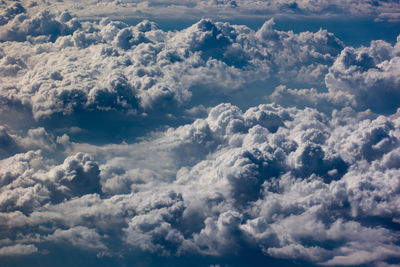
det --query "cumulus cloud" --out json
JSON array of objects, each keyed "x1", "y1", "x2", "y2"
[
  {"x1": 1, "y1": 2, "x2": 400, "y2": 267},
  {"x1": 325, "y1": 39, "x2": 400, "y2": 114},
  {"x1": 0, "y1": 9, "x2": 79, "y2": 42},
  {"x1": 0, "y1": 3, "x2": 26, "y2": 26},
  {"x1": 0, "y1": 7, "x2": 343, "y2": 123},
  {"x1": 0, "y1": 150, "x2": 101, "y2": 215},
  {"x1": 1, "y1": 102, "x2": 399, "y2": 265},
  {"x1": 0, "y1": 124, "x2": 59, "y2": 159},
  {"x1": 270, "y1": 36, "x2": 400, "y2": 115}
]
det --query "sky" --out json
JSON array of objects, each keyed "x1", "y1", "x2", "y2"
[{"x1": 1, "y1": 0, "x2": 400, "y2": 266}]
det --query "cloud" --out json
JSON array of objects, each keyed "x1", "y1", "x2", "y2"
[
  {"x1": 0, "y1": 244, "x2": 38, "y2": 256},
  {"x1": 0, "y1": 124, "x2": 58, "y2": 159},
  {"x1": 0, "y1": 9, "x2": 79, "y2": 42},
  {"x1": 0, "y1": 102, "x2": 400, "y2": 265},
  {"x1": 0, "y1": 150, "x2": 101, "y2": 215},
  {"x1": 325, "y1": 40, "x2": 400, "y2": 114},
  {"x1": 46, "y1": 226, "x2": 106, "y2": 250},
  {"x1": 270, "y1": 36, "x2": 400, "y2": 115},
  {"x1": 0, "y1": 3, "x2": 26, "y2": 26},
  {"x1": 14, "y1": 0, "x2": 400, "y2": 21},
  {"x1": 123, "y1": 191, "x2": 185, "y2": 255},
  {"x1": 0, "y1": 6, "x2": 344, "y2": 123},
  {"x1": 1, "y1": 2, "x2": 400, "y2": 266}
]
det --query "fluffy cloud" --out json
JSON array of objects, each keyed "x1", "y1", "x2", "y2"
[
  {"x1": 325, "y1": 39, "x2": 400, "y2": 114},
  {"x1": 1, "y1": 102, "x2": 399, "y2": 265},
  {"x1": 0, "y1": 9, "x2": 79, "y2": 42},
  {"x1": 270, "y1": 36, "x2": 400, "y2": 115},
  {"x1": 0, "y1": 150, "x2": 101, "y2": 214},
  {"x1": 0, "y1": 125, "x2": 57, "y2": 159},
  {"x1": 0, "y1": 6, "x2": 343, "y2": 123},
  {"x1": 0, "y1": 3, "x2": 26, "y2": 26},
  {"x1": 1, "y1": 2, "x2": 400, "y2": 267}
]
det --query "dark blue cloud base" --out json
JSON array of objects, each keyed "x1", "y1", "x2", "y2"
[{"x1": 0, "y1": 1, "x2": 400, "y2": 267}]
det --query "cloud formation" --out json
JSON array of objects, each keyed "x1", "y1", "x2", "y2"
[
  {"x1": 1, "y1": 2, "x2": 400, "y2": 267},
  {"x1": 1, "y1": 102, "x2": 400, "y2": 266},
  {"x1": 13, "y1": 0, "x2": 400, "y2": 21},
  {"x1": 0, "y1": 9, "x2": 343, "y2": 124},
  {"x1": 271, "y1": 36, "x2": 400, "y2": 115}
]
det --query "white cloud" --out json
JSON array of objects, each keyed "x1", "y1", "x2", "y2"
[
  {"x1": 325, "y1": 41, "x2": 400, "y2": 114},
  {"x1": 270, "y1": 36, "x2": 400, "y2": 115},
  {"x1": 0, "y1": 244, "x2": 38, "y2": 256},
  {"x1": 1, "y1": 2, "x2": 400, "y2": 266},
  {"x1": 0, "y1": 6, "x2": 344, "y2": 122},
  {"x1": 0, "y1": 103, "x2": 399, "y2": 265}
]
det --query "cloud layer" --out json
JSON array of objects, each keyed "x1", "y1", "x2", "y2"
[
  {"x1": 1, "y1": 2, "x2": 400, "y2": 267},
  {"x1": 0, "y1": 9, "x2": 344, "y2": 123},
  {"x1": 11, "y1": 0, "x2": 400, "y2": 21},
  {"x1": 1, "y1": 102, "x2": 400, "y2": 265}
]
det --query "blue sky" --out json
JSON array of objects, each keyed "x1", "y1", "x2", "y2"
[{"x1": 1, "y1": 1, "x2": 400, "y2": 266}]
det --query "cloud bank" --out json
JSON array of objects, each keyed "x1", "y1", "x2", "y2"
[
  {"x1": 0, "y1": 9, "x2": 344, "y2": 123},
  {"x1": 1, "y1": 102, "x2": 400, "y2": 266},
  {"x1": 11, "y1": 0, "x2": 400, "y2": 21},
  {"x1": 0, "y1": 2, "x2": 400, "y2": 267}
]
